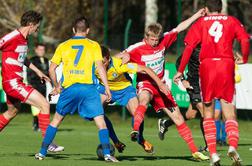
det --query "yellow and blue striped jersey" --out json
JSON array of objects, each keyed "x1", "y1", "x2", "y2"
[
  {"x1": 51, "y1": 36, "x2": 102, "y2": 88},
  {"x1": 96, "y1": 57, "x2": 138, "y2": 91}
]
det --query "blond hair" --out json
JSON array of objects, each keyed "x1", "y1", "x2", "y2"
[{"x1": 145, "y1": 23, "x2": 163, "y2": 38}]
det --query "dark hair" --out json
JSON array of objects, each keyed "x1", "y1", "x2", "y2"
[
  {"x1": 73, "y1": 16, "x2": 90, "y2": 33},
  {"x1": 35, "y1": 43, "x2": 46, "y2": 48},
  {"x1": 205, "y1": 0, "x2": 222, "y2": 13},
  {"x1": 20, "y1": 10, "x2": 43, "y2": 26},
  {"x1": 101, "y1": 45, "x2": 110, "y2": 59}
]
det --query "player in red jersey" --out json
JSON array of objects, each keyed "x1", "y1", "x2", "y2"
[
  {"x1": 174, "y1": 0, "x2": 250, "y2": 165},
  {"x1": 117, "y1": 9, "x2": 209, "y2": 160},
  {"x1": 0, "y1": 10, "x2": 63, "y2": 152}
]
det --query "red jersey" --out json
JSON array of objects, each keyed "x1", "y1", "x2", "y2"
[
  {"x1": 0, "y1": 29, "x2": 28, "y2": 82},
  {"x1": 126, "y1": 29, "x2": 178, "y2": 83},
  {"x1": 178, "y1": 15, "x2": 250, "y2": 73}
]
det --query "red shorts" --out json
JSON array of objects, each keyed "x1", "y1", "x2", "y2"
[
  {"x1": 199, "y1": 58, "x2": 235, "y2": 103},
  {"x1": 137, "y1": 81, "x2": 177, "y2": 112},
  {"x1": 2, "y1": 79, "x2": 34, "y2": 105}
]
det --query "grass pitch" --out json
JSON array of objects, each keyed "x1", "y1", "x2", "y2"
[{"x1": 0, "y1": 113, "x2": 252, "y2": 166}]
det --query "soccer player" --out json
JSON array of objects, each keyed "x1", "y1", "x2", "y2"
[
  {"x1": 174, "y1": 0, "x2": 250, "y2": 165},
  {"x1": 0, "y1": 10, "x2": 63, "y2": 152},
  {"x1": 97, "y1": 46, "x2": 169, "y2": 154},
  {"x1": 117, "y1": 9, "x2": 209, "y2": 160},
  {"x1": 158, "y1": 48, "x2": 208, "y2": 152},
  {"x1": 27, "y1": 43, "x2": 49, "y2": 132},
  {"x1": 35, "y1": 16, "x2": 118, "y2": 162}
]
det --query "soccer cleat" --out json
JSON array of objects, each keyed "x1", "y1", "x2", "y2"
[
  {"x1": 130, "y1": 130, "x2": 139, "y2": 142},
  {"x1": 192, "y1": 151, "x2": 209, "y2": 161},
  {"x1": 210, "y1": 153, "x2": 221, "y2": 166},
  {"x1": 140, "y1": 140, "x2": 154, "y2": 154},
  {"x1": 114, "y1": 141, "x2": 126, "y2": 153},
  {"x1": 47, "y1": 143, "x2": 65, "y2": 153},
  {"x1": 35, "y1": 153, "x2": 45, "y2": 160},
  {"x1": 227, "y1": 146, "x2": 242, "y2": 166},
  {"x1": 158, "y1": 119, "x2": 168, "y2": 141},
  {"x1": 104, "y1": 154, "x2": 119, "y2": 162}
]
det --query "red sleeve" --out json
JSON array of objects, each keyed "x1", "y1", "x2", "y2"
[
  {"x1": 162, "y1": 29, "x2": 178, "y2": 48},
  {"x1": 232, "y1": 17, "x2": 250, "y2": 63},
  {"x1": 0, "y1": 38, "x2": 6, "y2": 50},
  {"x1": 178, "y1": 21, "x2": 201, "y2": 73}
]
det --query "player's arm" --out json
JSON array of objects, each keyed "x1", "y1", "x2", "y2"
[
  {"x1": 114, "y1": 51, "x2": 130, "y2": 64},
  {"x1": 48, "y1": 62, "x2": 61, "y2": 96},
  {"x1": 28, "y1": 62, "x2": 51, "y2": 83},
  {"x1": 176, "y1": 8, "x2": 205, "y2": 33},
  {"x1": 137, "y1": 65, "x2": 170, "y2": 95},
  {"x1": 96, "y1": 60, "x2": 112, "y2": 102}
]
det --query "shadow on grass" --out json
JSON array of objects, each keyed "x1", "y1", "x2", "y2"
[{"x1": 57, "y1": 128, "x2": 74, "y2": 132}]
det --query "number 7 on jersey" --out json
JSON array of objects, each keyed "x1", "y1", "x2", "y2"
[{"x1": 72, "y1": 45, "x2": 84, "y2": 66}]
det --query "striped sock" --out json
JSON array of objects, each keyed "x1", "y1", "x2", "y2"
[
  {"x1": 39, "y1": 125, "x2": 57, "y2": 156},
  {"x1": 225, "y1": 120, "x2": 239, "y2": 149},
  {"x1": 133, "y1": 105, "x2": 147, "y2": 131},
  {"x1": 0, "y1": 114, "x2": 10, "y2": 132},
  {"x1": 38, "y1": 113, "x2": 50, "y2": 137},
  {"x1": 203, "y1": 118, "x2": 217, "y2": 155},
  {"x1": 176, "y1": 122, "x2": 198, "y2": 153},
  {"x1": 98, "y1": 129, "x2": 110, "y2": 155}
]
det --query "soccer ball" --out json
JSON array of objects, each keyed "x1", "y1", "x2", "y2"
[{"x1": 96, "y1": 143, "x2": 115, "y2": 159}]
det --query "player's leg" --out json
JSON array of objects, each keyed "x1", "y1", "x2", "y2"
[
  {"x1": 220, "y1": 117, "x2": 227, "y2": 145},
  {"x1": 163, "y1": 107, "x2": 209, "y2": 160},
  {"x1": 132, "y1": 90, "x2": 151, "y2": 132},
  {"x1": 214, "y1": 99, "x2": 222, "y2": 145},
  {"x1": 31, "y1": 106, "x2": 40, "y2": 131},
  {"x1": 25, "y1": 89, "x2": 50, "y2": 137},
  {"x1": 35, "y1": 112, "x2": 64, "y2": 160},
  {"x1": 220, "y1": 99, "x2": 241, "y2": 164},
  {"x1": 0, "y1": 102, "x2": 20, "y2": 132}
]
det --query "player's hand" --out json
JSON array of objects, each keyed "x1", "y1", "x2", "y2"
[
  {"x1": 105, "y1": 87, "x2": 112, "y2": 102},
  {"x1": 121, "y1": 52, "x2": 130, "y2": 64},
  {"x1": 173, "y1": 72, "x2": 183, "y2": 85},
  {"x1": 38, "y1": 72, "x2": 51, "y2": 84},
  {"x1": 49, "y1": 84, "x2": 61, "y2": 101},
  {"x1": 234, "y1": 52, "x2": 244, "y2": 64},
  {"x1": 158, "y1": 83, "x2": 170, "y2": 95},
  {"x1": 181, "y1": 80, "x2": 193, "y2": 89},
  {"x1": 195, "y1": 8, "x2": 206, "y2": 18}
]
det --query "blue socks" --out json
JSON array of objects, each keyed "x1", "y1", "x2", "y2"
[
  {"x1": 215, "y1": 120, "x2": 221, "y2": 141},
  {"x1": 104, "y1": 115, "x2": 119, "y2": 144},
  {"x1": 221, "y1": 121, "x2": 226, "y2": 141},
  {"x1": 98, "y1": 129, "x2": 110, "y2": 155},
  {"x1": 40, "y1": 125, "x2": 57, "y2": 156}
]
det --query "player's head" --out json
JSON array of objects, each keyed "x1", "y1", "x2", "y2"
[
  {"x1": 101, "y1": 45, "x2": 111, "y2": 69},
  {"x1": 35, "y1": 43, "x2": 46, "y2": 57},
  {"x1": 205, "y1": 0, "x2": 222, "y2": 13},
  {"x1": 20, "y1": 10, "x2": 43, "y2": 34},
  {"x1": 72, "y1": 16, "x2": 90, "y2": 35},
  {"x1": 144, "y1": 23, "x2": 163, "y2": 47}
]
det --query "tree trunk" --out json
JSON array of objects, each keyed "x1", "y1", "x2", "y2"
[{"x1": 145, "y1": 0, "x2": 158, "y2": 27}]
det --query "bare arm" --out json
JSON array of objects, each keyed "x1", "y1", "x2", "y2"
[
  {"x1": 176, "y1": 8, "x2": 206, "y2": 33},
  {"x1": 137, "y1": 65, "x2": 170, "y2": 95},
  {"x1": 28, "y1": 63, "x2": 50, "y2": 83},
  {"x1": 48, "y1": 62, "x2": 61, "y2": 96},
  {"x1": 114, "y1": 51, "x2": 130, "y2": 64},
  {"x1": 96, "y1": 60, "x2": 111, "y2": 102}
]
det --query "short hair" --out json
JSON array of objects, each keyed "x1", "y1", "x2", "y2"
[
  {"x1": 145, "y1": 23, "x2": 163, "y2": 38},
  {"x1": 73, "y1": 16, "x2": 90, "y2": 33},
  {"x1": 20, "y1": 10, "x2": 43, "y2": 26},
  {"x1": 205, "y1": 0, "x2": 222, "y2": 13},
  {"x1": 35, "y1": 43, "x2": 46, "y2": 48},
  {"x1": 101, "y1": 45, "x2": 110, "y2": 59}
]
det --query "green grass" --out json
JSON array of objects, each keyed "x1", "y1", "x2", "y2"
[{"x1": 1, "y1": 113, "x2": 252, "y2": 166}]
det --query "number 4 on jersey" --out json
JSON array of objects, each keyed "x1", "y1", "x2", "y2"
[{"x1": 208, "y1": 21, "x2": 223, "y2": 43}]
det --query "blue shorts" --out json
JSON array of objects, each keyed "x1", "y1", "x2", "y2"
[
  {"x1": 56, "y1": 84, "x2": 104, "y2": 119},
  {"x1": 96, "y1": 84, "x2": 137, "y2": 106},
  {"x1": 215, "y1": 99, "x2": 222, "y2": 111}
]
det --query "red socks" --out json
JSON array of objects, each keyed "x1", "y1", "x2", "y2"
[
  {"x1": 38, "y1": 113, "x2": 50, "y2": 137},
  {"x1": 0, "y1": 114, "x2": 10, "y2": 132},
  {"x1": 133, "y1": 105, "x2": 147, "y2": 131},
  {"x1": 226, "y1": 120, "x2": 239, "y2": 149},
  {"x1": 176, "y1": 122, "x2": 198, "y2": 153},
  {"x1": 203, "y1": 118, "x2": 217, "y2": 155}
]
